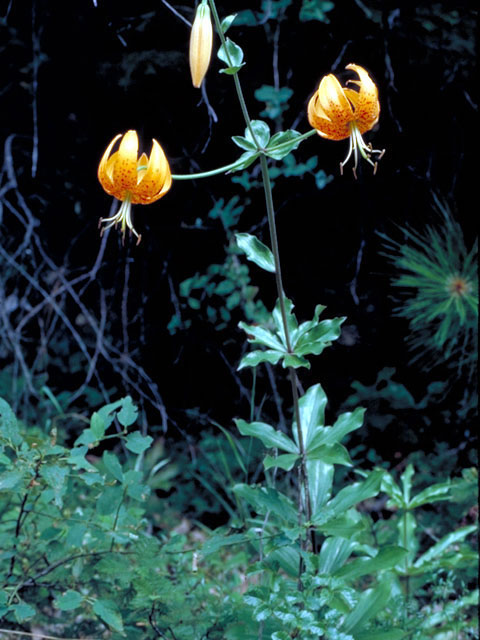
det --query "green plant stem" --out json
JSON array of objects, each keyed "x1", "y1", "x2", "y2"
[
  {"x1": 259, "y1": 154, "x2": 313, "y2": 536},
  {"x1": 403, "y1": 508, "x2": 410, "y2": 618},
  {"x1": 207, "y1": 0, "x2": 313, "y2": 552},
  {"x1": 207, "y1": 0, "x2": 314, "y2": 546},
  {"x1": 208, "y1": 0, "x2": 260, "y2": 146},
  {"x1": 171, "y1": 158, "x2": 254, "y2": 180}
]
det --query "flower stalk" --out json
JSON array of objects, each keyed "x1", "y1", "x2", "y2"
[{"x1": 207, "y1": 0, "x2": 313, "y2": 556}]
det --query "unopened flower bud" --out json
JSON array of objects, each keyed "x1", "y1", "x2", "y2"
[{"x1": 189, "y1": 0, "x2": 213, "y2": 88}]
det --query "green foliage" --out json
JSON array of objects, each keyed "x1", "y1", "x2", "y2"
[
  {"x1": 379, "y1": 195, "x2": 478, "y2": 378},
  {"x1": 238, "y1": 297, "x2": 345, "y2": 370}
]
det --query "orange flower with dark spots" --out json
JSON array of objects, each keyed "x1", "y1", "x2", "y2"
[
  {"x1": 98, "y1": 130, "x2": 172, "y2": 243},
  {"x1": 308, "y1": 64, "x2": 384, "y2": 177}
]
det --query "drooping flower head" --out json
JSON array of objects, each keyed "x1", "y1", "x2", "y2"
[
  {"x1": 308, "y1": 64, "x2": 384, "y2": 177},
  {"x1": 189, "y1": 0, "x2": 213, "y2": 88},
  {"x1": 97, "y1": 130, "x2": 172, "y2": 243}
]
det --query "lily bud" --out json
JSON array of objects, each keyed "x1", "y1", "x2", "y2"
[{"x1": 189, "y1": 0, "x2": 213, "y2": 88}]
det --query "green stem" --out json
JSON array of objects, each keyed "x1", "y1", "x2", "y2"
[
  {"x1": 171, "y1": 158, "x2": 255, "y2": 181},
  {"x1": 259, "y1": 154, "x2": 313, "y2": 535},
  {"x1": 208, "y1": 0, "x2": 260, "y2": 146},
  {"x1": 208, "y1": 0, "x2": 314, "y2": 553}
]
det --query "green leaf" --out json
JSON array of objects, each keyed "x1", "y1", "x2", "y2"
[
  {"x1": 0, "y1": 469, "x2": 24, "y2": 491},
  {"x1": 12, "y1": 601, "x2": 36, "y2": 622},
  {"x1": 294, "y1": 317, "x2": 345, "y2": 356},
  {"x1": 93, "y1": 598, "x2": 124, "y2": 632},
  {"x1": 235, "y1": 419, "x2": 298, "y2": 453},
  {"x1": 319, "y1": 469, "x2": 384, "y2": 521},
  {"x1": 40, "y1": 464, "x2": 69, "y2": 507},
  {"x1": 125, "y1": 431, "x2": 153, "y2": 454},
  {"x1": 232, "y1": 150, "x2": 260, "y2": 170},
  {"x1": 202, "y1": 532, "x2": 247, "y2": 556},
  {"x1": 235, "y1": 232, "x2": 275, "y2": 273},
  {"x1": 266, "y1": 129, "x2": 301, "y2": 160},
  {"x1": 103, "y1": 451, "x2": 123, "y2": 482},
  {"x1": 307, "y1": 442, "x2": 352, "y2": 466},
  {"x1": 264, "y1": 453, "x2": 299, "y2": 471},
  {"x1": 90, "y1": 411, "x2": 106, "y2": 439},
  {"x1": 295, "y1": 383, "x2": 327, "y2": 449},
  {"x1": 238, "y1": 349, "x2": 283, "y2": 370},
  {"x1": 245, "y1": 120, "x2": 271, "y2": 148},
  {"x1": 232, "y1": 135, "x2": 257, "y2": 151},
  {"x1": 233, "y1": 483, "x2": 297, "y2": 523},
  {"x1": 238, "y1": 322, "x2": 284, "y2": 350},
  {"x1": 55, "y1": 590, "x2": 84, "y2": 611},
  {"x1": 343, "y1": 579, "x2": 392, "y2": 634},
  {"x1": 355, "y1": 630, "x2": 407, "y2": 640},
  {"x1": 96, "y1": 485, "x2": 123, "y2": 516},
  {"x1": 307, "y1": 407, "x2": 365, "y2": 452},
  {"x1": 409, "y1": 481, "x2": 451, "y2": 508},
  {"x1": 307, "y1": 460, "x2": 334, "y2": 512},
  {"x1": 400, "y1": 463, "x2": 415, "y2": 506},
  {"x1": 318, "y1": 536, "x2": 356, "y2": 574},
  {"x1": 334, "y1": 546, "x2": 407, "y2": 580},
  {"x1": 221, "y1": 14, "x2": 237, "y2": 33},
  {"x1": 217, "y1": 37, "x2": 245, "y2": 72},
  {"x1": 272, "y1": 297, "x2": 298, "y2": 343},
  {"x1": 414, "y1": 524, "x2": 477, "y2": 568},
  {"x1": 381, "y1": 472, "x2": 404, "y2": 508},
  {"x1": 300, "y1": 0, "x2": 334, "y2": 23},
  {"x1": 0, "y1": 397, "x2": 22, "y2": 446},
  {"x1": 117, "y1": 396, "x2": 138, "y2": 427}
]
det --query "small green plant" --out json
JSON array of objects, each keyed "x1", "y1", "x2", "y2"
[{"x1": 379, "y1": 194, "x2": 478, "y2": 379}]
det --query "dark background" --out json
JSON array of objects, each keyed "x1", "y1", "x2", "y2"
[{"x1": 1, "y1": 1, "x2": 477, "y2": 467}]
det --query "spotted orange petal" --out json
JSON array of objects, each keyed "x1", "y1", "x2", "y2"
[
  {"x1": 111, "y1": 130, "x2": 139, "y2": 195},
  {"x1": 131, "y1": 139, "x2": 172, "y2": 204},
  {"x1": 308, "y1": 93, "x2": 351, "y2": 140},
  {"x1": 98, "y1": 133, "x2": 122, "y2": 195},
  {"x1": 345, "y1": 64, "x2": 380, "y2": 133}
]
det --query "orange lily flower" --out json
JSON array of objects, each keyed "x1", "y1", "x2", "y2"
[
  {"x1": 189, "y1": 0, "x2": 213, "y2": 88},
  {"x1": 308, "y1": 63, "x2": 384, "y2": 177},
  {"x1": 98, "y1": 130, "x2": 172, "y2": 243}
]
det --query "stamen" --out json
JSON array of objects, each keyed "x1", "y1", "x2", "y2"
[{"x1": 341, "y1": 122, "x2": 385, "y2": 177}]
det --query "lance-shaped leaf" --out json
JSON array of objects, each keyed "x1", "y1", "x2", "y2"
[
  {"x1": 238, "y1": 321, "x2": 284, "y2": 351},
  {"x1": 293, "y1": 383, "x2": 327, "y2": 450},
  {"x1": 317, "y1": 536, "x2": 357, "y2": 574},
  {"x1": 334, "y1": 545, "x2": 407, "y2": 580},
  {"x1": 342, "y1": 578, "x2": 392, "y2": 634},
  {"x1": 294, "y1": 316, "x2": 345, "y2": 356},
  {"x1": 408, "y1": 480, "x2": 451, "y2": 509},
  {"x1": 238, "y1": 349, "x2": 283, "y2": 370},
  {"x1": 272, "y1": 296, "x2": 299, "y2": 345},
  {"x1": 307, "y1": 443, "x2": 352, "y2": 466},
  {"x1": 318, "y1": 468, "x2": 384, "y2": 521},
  {"x1": 307, "y1": 407, "x2": 365, "y2": 452},
  {"x1": 307, "y1": 459, "x2": 334, "y2": 513},
  {"x1": 233, "y1": 483, "x2": 298, "y2": 523},
  {"x1": 235, "y1": 232, "x2": 275, "y2": 273},
  {"x1": 264, "y1": 453, "x2": 299, "y2": 471},
  {"x1": 235, "y1": 419, "x2": 298, "y2": 454},
  {"x1": 414, "y1": 524, "x2": 477, "y2": 568}
]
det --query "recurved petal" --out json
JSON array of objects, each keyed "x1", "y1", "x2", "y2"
[
  {"x1": 112, "y1": 130, "x2": 139, "y2": 192},
  {"x1": 345, "y1": 64, "x2": 380, "y2": 133},
  {"x1": 132, "y1": 139, "x2": 172, "y2": 204},
  {"x1": 317, "y1": 74, "x2": 354, "y2": 124},
  {"x1": 308, "y1": 93, "x2": 351, "y2": 140},
  {"x1": 98, "y1": 133, "x2": 122, "y2": 193}
]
